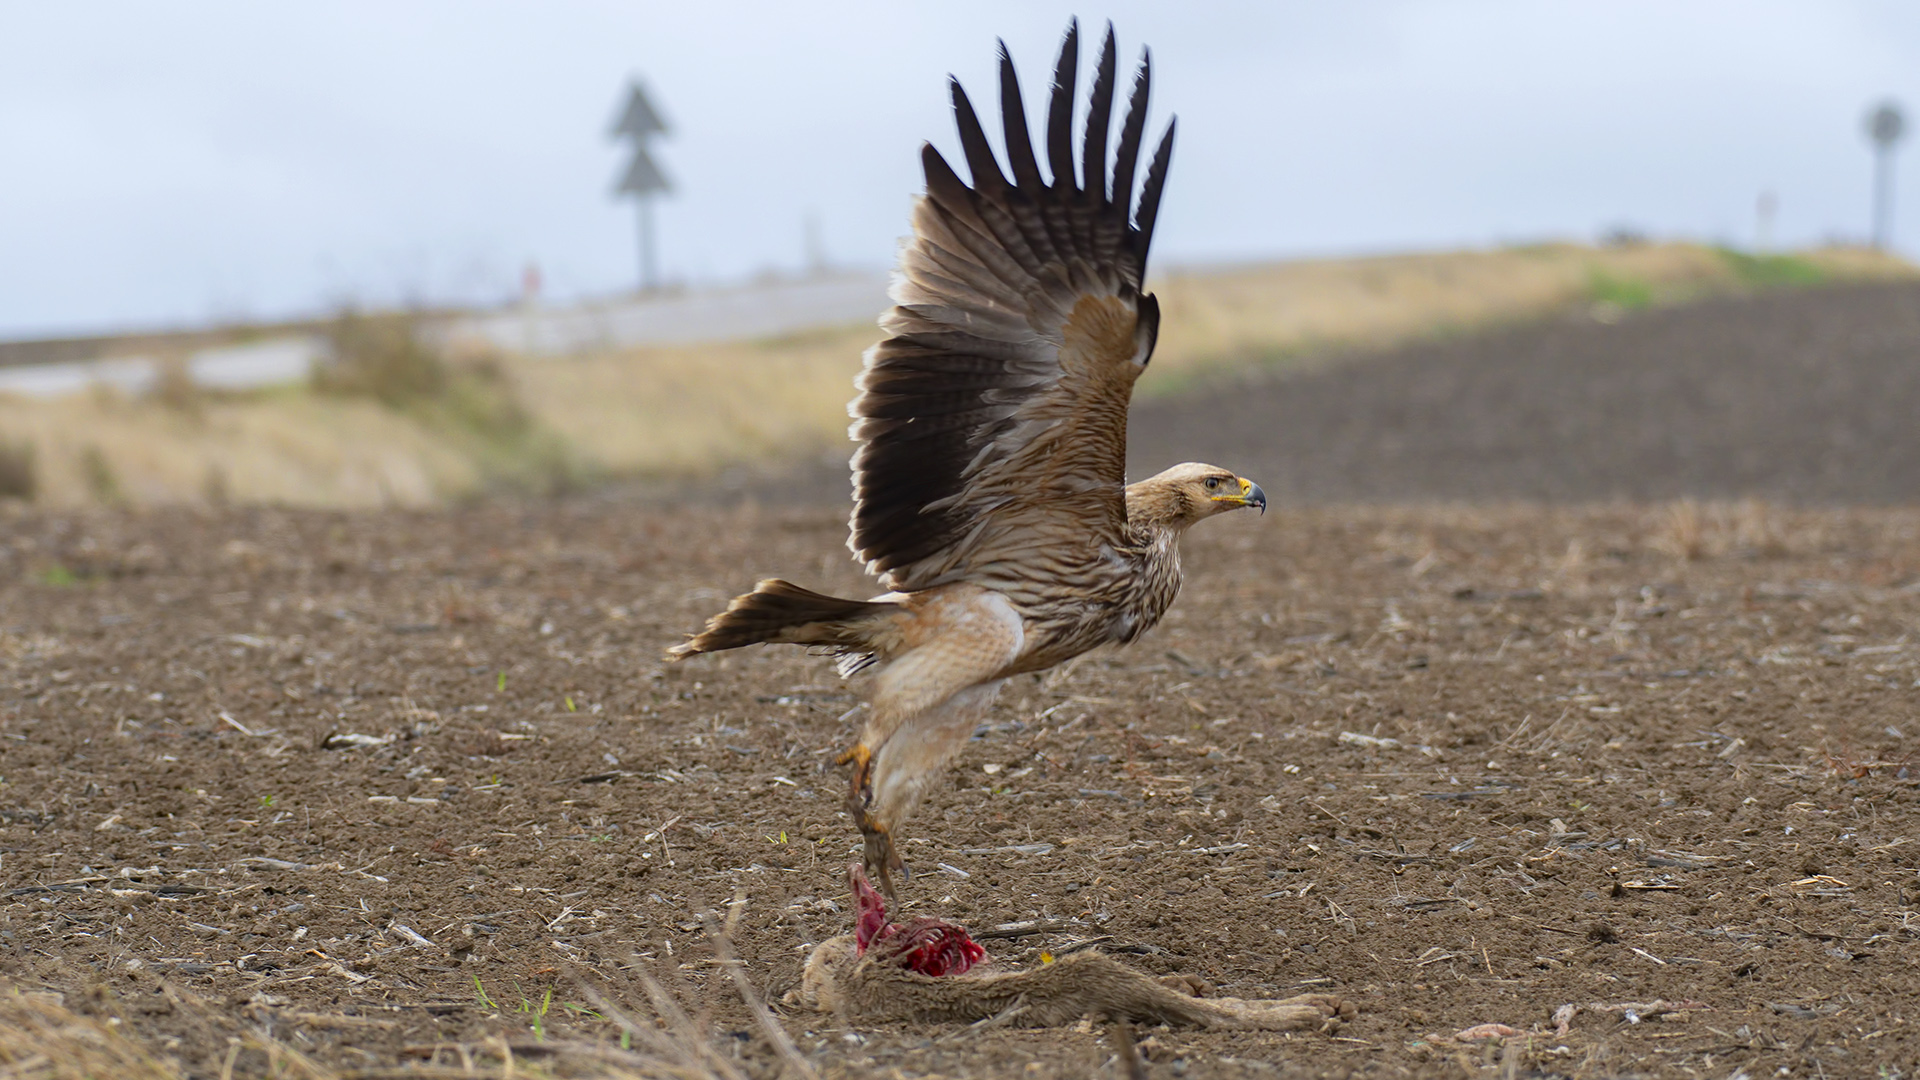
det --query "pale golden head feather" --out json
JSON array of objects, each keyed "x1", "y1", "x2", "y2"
[{"x1": 1125, "y1": 462, "x2": 1267, "y2": 529}]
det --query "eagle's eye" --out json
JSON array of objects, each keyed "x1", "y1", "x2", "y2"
[{"x1": 1203, "y1": 477, "x2": 1221, "y2": 491}]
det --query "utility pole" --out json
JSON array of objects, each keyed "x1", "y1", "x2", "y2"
[
  {"x1": 610, "y1": 81, "x2": 671, "y2": 292},
  {"x1": 1864, "y1": 100, "x2": 1905, "y2": 251}
]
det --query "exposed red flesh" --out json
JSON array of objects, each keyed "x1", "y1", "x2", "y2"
[{"x1": 848, "y1": 862, "x2": 986, "y2": 977}]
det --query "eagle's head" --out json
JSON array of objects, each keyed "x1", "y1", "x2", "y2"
[{"x1": 1125, "y1": 462, "x2": 1267, "y2": 528}]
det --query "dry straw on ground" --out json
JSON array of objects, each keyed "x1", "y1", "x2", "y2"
[{"x1": 1, "y1": 953, "x2": 799, "y2": 1080}]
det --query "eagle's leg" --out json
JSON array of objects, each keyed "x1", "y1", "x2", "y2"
[
  {"x1": 854, "y1": 679, "x2": 1006, "y2": 899},
  {"x1": 835, "y1": 742, "x2": 907, "y2": 901},
  {"x1": 837, "y1": 585, "x2": 1025, "y2": 901}
]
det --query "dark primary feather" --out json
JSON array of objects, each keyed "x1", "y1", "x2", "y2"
[
  {"x1": 1080, "y1": 27, "x2": 1117, "y2": 203},
  {"x1": 1109, "y1": 53, "x2": 1151, "y2": 228},
  {"x1": 950, "y1": 83, "x2": 1008, "y2": 197},
  {"x1": 997, "y1": 43, "x2": 1046, "y2": 196},
  {"x1": 849, "y1": 27, "x2": 1177, "y2": 590},
  {"x1": 1045, "y1": 19, "x2": 1080, "y2": 190},
  {"x1": 1131, "y1": 121, "x2": 1177, "y2": 264}
]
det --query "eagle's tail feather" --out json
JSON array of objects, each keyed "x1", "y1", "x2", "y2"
[{"x1": 666, "y1": 579, "x2": 899, "y2": 661}]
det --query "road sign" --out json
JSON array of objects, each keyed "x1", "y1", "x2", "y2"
[
  {"x1": 610, "y1": 80, "x2": 672, "y2": 290},
  {"x1": 611, "y1": 83, "x2": 669, "y2": 139},
  {"x1": 616, "y1": 146, "x2": 670, "y2": 196}
]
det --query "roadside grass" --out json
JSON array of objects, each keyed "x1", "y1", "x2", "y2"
[
  {"x1": 1715, "y1": 247, "x2": 1828, "y2": 288},
  {"x1": 499, "y1": 321, "x2": 870, "y2": 484},
  {"x1": 0, "y1": 378, "x2": 482, "y2": 509},
  {"x1": 532, "y1": 241, "x2": 1913, "y2": 472},
  {"x1": 316, "y1": 311, "x2": 582, "y2": 495},
  {"x1": 1586, "y1": 269, "x2": 1657, "y2": 311},
  {"x1": 0, "y1": 313, "x2": 575, "y2": 508},
  {"x1": 0, "y1": 242, "x2": 1909, "y2": 508}
]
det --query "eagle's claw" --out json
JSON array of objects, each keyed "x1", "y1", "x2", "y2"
[{"x1": 862, "y1": 825, "x2": 909, "y2": 904}]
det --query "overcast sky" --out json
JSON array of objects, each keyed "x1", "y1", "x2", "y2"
[{"x1": 4, "y1": 1, "x2": 1920, "y2": 339}]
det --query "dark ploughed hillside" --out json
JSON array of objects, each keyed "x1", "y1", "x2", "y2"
[{"x1": 1127, "y1": 280, "x2": 1920, "y2": 504}]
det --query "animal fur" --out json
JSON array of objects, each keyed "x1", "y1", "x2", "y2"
[{"x1": 793, "y1": 934, "x2": 1356, "y2": 1032}]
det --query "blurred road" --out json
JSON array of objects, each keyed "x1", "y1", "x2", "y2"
[
  {"x1": 454, "y1": 272, "x2": 888, "y2": 355},
  {"x1": 0, "y1": 336, "x2": 327, "y2": 397},
  {"x1": 0, "y1": 272, "x2": 891, "y2": 398}
]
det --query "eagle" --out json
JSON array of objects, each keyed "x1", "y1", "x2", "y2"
[{"x1": 669, "y1": 21, "x2": 1265, "y2": 899}]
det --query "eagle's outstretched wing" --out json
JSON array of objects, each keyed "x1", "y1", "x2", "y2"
[{"x1": 849, "y1": 20, "x2": 1176, "y2": 592}]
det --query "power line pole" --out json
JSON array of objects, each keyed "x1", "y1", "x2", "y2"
[
  {"x1": 611, "y1": 81, "x2": 671, "y2": 292},
  {"x1": 1864, "y1": 100, "x2": 1905, "y2": 251}
]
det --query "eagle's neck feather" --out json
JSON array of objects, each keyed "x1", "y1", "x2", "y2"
[{"x1": 1123, "y1": 477, "x2": 1203, "y2": 529}]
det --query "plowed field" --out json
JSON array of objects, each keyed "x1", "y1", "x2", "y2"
[{"x1": 4, "y1": 497, "x2": 1918, "y2": 1078}]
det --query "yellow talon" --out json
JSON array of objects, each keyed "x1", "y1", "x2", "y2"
[{"x1": 838, "y1": 742, "x2": 875, "y2": 802}]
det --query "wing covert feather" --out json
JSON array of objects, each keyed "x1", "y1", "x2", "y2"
[{"x1": 849, "y1": 21, "x2": 1177, "y2": 591}]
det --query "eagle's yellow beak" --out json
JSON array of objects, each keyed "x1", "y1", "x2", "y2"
[{"x1": 1213, "y1": 477, "x2": 1267, "y2": 514}]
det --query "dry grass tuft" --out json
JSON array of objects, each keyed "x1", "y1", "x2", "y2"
[
  {"x1": 0, "y1": 900, "x2": 808, "y2": 1079},
  {"x1": 315, "y1": 311, "x2": 581, "y2": 496},
  {"x1": 78, "y1": 444, "x2": 121, "y2": 504},
  {"x1": 0, "y1": 989, "x2": 182, "y2": 1080},
  {"x1": 314, "y1": 311, "x2": 452, "y2": 408},
  {"x1": 147, "y1": 356, "x2": 205, "y2": 419},
  {"x1": 1650, "y1": 498, "x2": 1792, "y2": 560},
  {"x1": 0, "y1": 436, "x2": 34, "y2": 500},
  {"x1": 0, "y1": 389, "x2": 482, "y2": 508},
  {"x1": 0, "y1": 973, "x2": 783, "y2": 1080}
]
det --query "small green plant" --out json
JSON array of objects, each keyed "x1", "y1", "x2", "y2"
[
  {"x1": 1716, "y1": 248, "x2": 1826, "y2": 289},
  {"x1": 496, "y1": 670, "x2": 507, "y2": 692},
  {"x1": 564, "y1": 695, "x2": 576, "y2": 712},
  {"x1": 472, "y1": 975, "x2": 497, "y2": 1010},
  {"x1": 514, "y1": 984, "x2": 553, "y2": 1041},
  {"x1": 37, "y1": 565, "x2": 77, "y2": 587},
  {"x1": 258, "y1": 794, "x2": 275, "y2": 809},
  {"x1": 1586, "y1": 270, "x2": 1655, "y2": 310}
]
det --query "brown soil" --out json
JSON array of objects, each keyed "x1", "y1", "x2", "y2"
[{"x1": 4, "y1": 498, "x2": 1918, "y2": 1078}]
